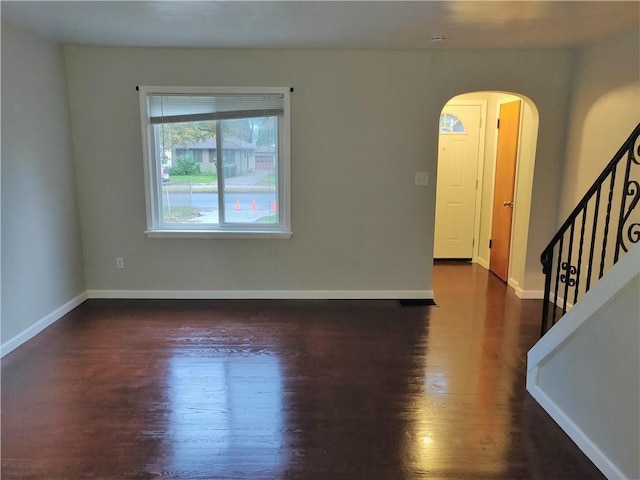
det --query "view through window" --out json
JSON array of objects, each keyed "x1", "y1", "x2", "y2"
[{"x1": 139, "y1": 87, "x2": 291, "y2": 237}]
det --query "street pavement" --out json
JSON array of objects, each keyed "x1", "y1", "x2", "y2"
[{"x1": 163, "y1": 170, "x2": 278, "y2": 224}]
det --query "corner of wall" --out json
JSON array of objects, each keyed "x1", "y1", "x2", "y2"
[{"x1": 1, "y1": 293, "x2": 88, "y2": 358}]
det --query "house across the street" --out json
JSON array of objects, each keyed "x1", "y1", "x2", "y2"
[{"x1": 174, "y1": 138, "x2": 275, "y2": 176}]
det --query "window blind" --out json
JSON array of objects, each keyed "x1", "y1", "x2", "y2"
[{"x1": 148, "y1": 94, "x2": 284, "y2": 124}]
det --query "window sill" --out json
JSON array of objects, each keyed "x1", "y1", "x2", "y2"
[{"x1": 144, "y1": 229, "x2": 293, "y2": 239}]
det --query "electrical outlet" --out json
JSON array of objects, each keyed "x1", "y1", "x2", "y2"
[
  {"x1": 116, "y1": 257, "x2": 124, "y2": 269},
  {"x1": 414, "y1": 171, "x2": 429, "y2": 186}
]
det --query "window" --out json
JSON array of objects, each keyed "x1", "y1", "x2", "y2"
[
  {"x1": 439, "y1": 113, "x2": 465, "y2": 134},
  {"x1": 138, "y1": 86, "x2": 291, "y2": 238}
]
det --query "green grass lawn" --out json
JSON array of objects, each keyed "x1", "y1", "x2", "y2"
[
  {"x1": 256, "y1": 214, "x2": 277, "y2": 223},
  {"x1": 258, "y1": 173, "x2": 276, "y2": 186},
  {"x1": 169, "y1": 174, "x2": 217, "y2": 184},
  {"x1": 163, "y1": 206, "x2": 201, "y2": 222},
  {"x1": 169, "y1": 172, "x2": 276, "y2": 188}
]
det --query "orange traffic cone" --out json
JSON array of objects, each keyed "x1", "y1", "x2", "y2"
[
  {"x1": 235, "y1": 200, "x2": 241, "y2": 211},
  {"x1": 251, "y1": 200, "x2": 258, "y2": 212}
]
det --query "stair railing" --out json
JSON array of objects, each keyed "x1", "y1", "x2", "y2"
[{"x1": 540, "y1": 123, "x2": 640, "y2": 336}]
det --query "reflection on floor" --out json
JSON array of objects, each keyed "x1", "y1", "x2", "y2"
[{"x1": 1, "y1": 263, "x2": 604, "y2": 479}]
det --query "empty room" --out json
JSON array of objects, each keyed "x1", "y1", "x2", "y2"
[{"x1": 2, "y1": 2, "x2": 639, "y2": 479}]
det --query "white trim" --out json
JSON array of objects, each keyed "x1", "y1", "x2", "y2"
[
  {"x1": 527, "y1": 245, "x2": 640, "y2": 480},
  {"x1": 138, "y1": 85, "x2": 292, "y2": 237},
  {"x1": 515, "y1": 288, "x2": 544, "y2": 299},
  {"x1": 473, "y1": 256, "x2": 490, "y2": 270},
  {"x1": 145, "y1": 230, "x2": 293, "y2": 239},
  {"x1": 0, "y1": 288, "x2": 435, "y2": 356},
  {"x1": 87, "y1": 289, "x2": 434, "y2": 300},
  {"x1": 0, "y1": 292, "x2": 88, "y2": 358},
  {"x1": 473, "y1": 101, "x2": 488, "y2": 263},
  {"x1": 551, "y1": 295, "x2": 574, "y2": 311},
  {"x1": 526, "y1": 380, "x2": 628, "y2": 480}
]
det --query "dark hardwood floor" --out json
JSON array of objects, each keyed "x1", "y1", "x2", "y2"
[{"x1": 1, "y1": 263, "x2": 604, "y2": 479}]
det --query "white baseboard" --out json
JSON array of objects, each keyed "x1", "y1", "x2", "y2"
[
  {"x1": 526, "y1": 377, "x2": 627, "y2": 480},
  {"x1": 515, "y1": 288, "x2": 545, "y2": 299},
  {"x1": 0, "y1": 289, "x2": 433, "y2": 357},
  {"x1": 1, "y1": 292, "x2": 88, "y2": 358},
  {"x1": 527, "y1": 245, "x2": 640, "y2": 480},
  {"x1": 473, "y1": 257, "x2": 490, "y2": 269},
  {"x1": 87, "y1": 289, "x2": 435, "y2": 300}
]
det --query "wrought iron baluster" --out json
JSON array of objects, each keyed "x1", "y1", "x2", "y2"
[
  {"x1": 561, "y1": 223, "x2": 576, "y2": 315},
  {"x1": 552, "y1": 236, "x2": 564, "y2": 326},
  {"x1": 599, "y1": 165, "x2": 617, "y2": 279},
  {"x1": 620, "y1": 180, "x2": 640, "y2": 252},
  {"x1": 585, "y1": 187, "x2": 601, "y2": 293},
  {"x1": 574, "y1": 207, "x2": 587, "y2": 305},
  {"x1": 617, "y1": 141, "x2": 640, "y2": 255},
  {"x1": 615, "y1": 146, "x2": 634, "y2": 262},
  {"x1": 540, "y1": 247, "x2": 553, "y2": 336}
]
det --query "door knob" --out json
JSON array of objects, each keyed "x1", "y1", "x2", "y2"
[{"x1": 503, "y1": 201, "x2": 514, "y2": 207}]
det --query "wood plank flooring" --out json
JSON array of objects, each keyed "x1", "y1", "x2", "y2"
[{"x1": 1, "y1": 263, "x2": 604, "y2": 479}]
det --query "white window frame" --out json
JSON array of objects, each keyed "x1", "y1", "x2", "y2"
[{"x1": 138, "y1": 86, "x2": 292, "y2": 239}]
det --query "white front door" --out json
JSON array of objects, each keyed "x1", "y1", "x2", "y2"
[{"x1": 434, "y1": 104, "x2": 482, "y2": 259}]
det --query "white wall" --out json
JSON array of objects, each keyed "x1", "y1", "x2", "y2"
[
  {"x1": 560, "y1": 29, "x2": 640, "y2": 221},
  {"x1": 64, "y1": 46, "x2": 572, "y2": 296},
  {"x1": 522, "y1": 29, "x2": 640, "y2": 294},
  {"x1": 528, "y1": 245, "x2": 640, "y2": 480},
  {"x1": 1, "y1": 23, "x2": 86, "y2": 349}
]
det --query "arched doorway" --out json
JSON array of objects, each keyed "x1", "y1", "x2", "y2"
[{"x1": 434, "y1": 91, "x2": 540, "y2": 294}]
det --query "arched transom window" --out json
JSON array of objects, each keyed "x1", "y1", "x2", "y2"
[{"x1": 439, "y1": 113, "x2": 466, "y2": 134}]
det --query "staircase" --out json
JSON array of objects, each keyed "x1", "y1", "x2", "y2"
[
  {"x1": 527, "y1": 124, "x2": 640, "y2": 480},
  {"x1": 540, "y1": 123, "x2": 640, "y2": 336}
]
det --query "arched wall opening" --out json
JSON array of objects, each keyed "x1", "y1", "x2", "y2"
[{"x1": 434, "y1": 91, "x2": 540, "y2": 295}]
